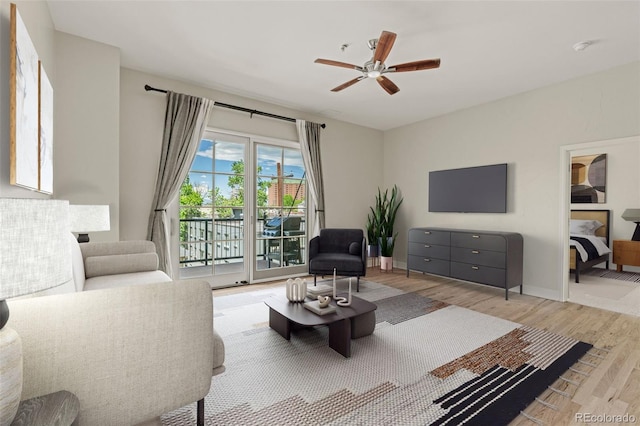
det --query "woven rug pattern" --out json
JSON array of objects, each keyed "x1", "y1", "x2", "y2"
[
  {"x1": 162, "y1": 280, "x2": 592, "y2": 426},
  {"x1": 582, "y1": 268, "x2": 640, "y2": 283}
]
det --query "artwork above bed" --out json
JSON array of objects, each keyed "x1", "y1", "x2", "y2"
[
  {"x1": 571, "y1": 154, "x2": 607, "y2": 204},
  {"x1": 569, "y1": 210, "x2": 611, "y2": 283}
]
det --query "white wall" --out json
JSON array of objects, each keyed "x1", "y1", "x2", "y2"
[
  {"x1": 0, "y1": 1, "x2": 55, "y2": 198},
  {"x1": 384, "y1": 61, "x2": 640, "y2": 300},
  {"x1": 54, "y1": 32, "x2": 120, "y2": 242},
  {"x1": 119, "y1": 68, "x2": 384, "y2": 241}
]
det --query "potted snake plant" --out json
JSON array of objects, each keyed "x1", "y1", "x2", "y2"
[
  {"x1": 366, "y1": 211, "x2": 379, "y2": 258},
  {"x1": 372, "y1": 185, "x2": 403, "y2": 271}
]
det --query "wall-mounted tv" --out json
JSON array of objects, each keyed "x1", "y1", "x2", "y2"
[{"x1": 428, "y1": 163, "x2": 507, "y2": 213}]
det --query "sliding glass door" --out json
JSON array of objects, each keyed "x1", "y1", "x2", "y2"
[
  {"x1": 177, "y1": 130, "x2": 307, "y2": 287},
  {"x1": 253, "y1": 141, "x2": 308, "y2": 281}
]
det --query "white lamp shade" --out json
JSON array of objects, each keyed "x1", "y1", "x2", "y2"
[
  {"x1": 621, "y1": 209, "x2": 640, "y2": 222},
  {"x1": 69, "y1": 205, "x2": 110, "y2": 233},
  {"x1": 0, "y1": 199, "x2": 72, "y2": 299}
]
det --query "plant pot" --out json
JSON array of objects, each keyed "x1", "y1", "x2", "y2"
[
  {"x1": 380, "y1": 256, "x2": 393, "y2": 271},
  {"x1": 367, "y1": 245, "x2": 379, "y2": 257}
]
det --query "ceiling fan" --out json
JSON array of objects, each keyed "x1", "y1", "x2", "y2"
[{"x1": 314, "y1": 30, "x2": 441, "y2": 95}]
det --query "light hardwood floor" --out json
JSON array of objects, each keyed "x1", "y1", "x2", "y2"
[{"x1": 212, "y1": 267, "x2": 640, "y2": 426}]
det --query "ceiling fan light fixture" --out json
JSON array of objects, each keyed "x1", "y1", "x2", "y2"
[{"x1": 315, "y1": 30, "x2": 441, "y2": 95}]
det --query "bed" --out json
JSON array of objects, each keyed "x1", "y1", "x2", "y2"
[{"x1": 569, "y1": 209, "x2": 611, "y2": 283}]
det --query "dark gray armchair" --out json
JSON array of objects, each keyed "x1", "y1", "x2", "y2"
[{"x1": 308, "y1": 228, "x2": 367, "y2": 291}]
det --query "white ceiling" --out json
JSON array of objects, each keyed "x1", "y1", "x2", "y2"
[{"x1": 47, "y1": 1, "x2": 640, "y2": 131}]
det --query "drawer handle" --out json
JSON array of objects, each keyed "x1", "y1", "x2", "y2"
[
  {"x1": 472, "y1": 235, "x2": 480, "y2": 239},
  {"x1": 424, "y1": 231, "x2": 431, "y2": 235},
  {"x1": 424, "y1": 244, "x2": 431, "y2": 248},
  {"x1": 471, "y1": 266, "x2": 479, "y2": 270},
  {"x1": 471, "y1": 250, "x2": 480, "y2": 254},
  {"x1": 424, "y1": 258, "x2": 431, "y2": 262}
]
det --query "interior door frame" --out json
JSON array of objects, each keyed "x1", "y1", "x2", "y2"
[{"x1": 559, "y1": 135, "x2": 640, "y2": 302}]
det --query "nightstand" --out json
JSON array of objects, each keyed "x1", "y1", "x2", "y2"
[
  {"x1": 612, "y1": 240, "x2": 640, "y2": 272},
  {"x1": 11, "y1": 390, "x2": 79, "y2": 426}
]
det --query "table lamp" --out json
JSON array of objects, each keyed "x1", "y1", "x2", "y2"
[
  {"x1": 0, "y1": 198, "x2": 72, "y2": 424},
  {"x1": 621, "y1": 208, "x2": 640, "y2": 241},
  {"x1": 69, "y1": 204, "x2": 110, "y2": 243}
]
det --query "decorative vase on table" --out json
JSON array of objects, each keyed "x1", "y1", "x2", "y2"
[{"x1": 286, "y1": 278, "x2": 307, "y2": 302}]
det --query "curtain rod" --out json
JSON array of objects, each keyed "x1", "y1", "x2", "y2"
[{"x1": 144, "y1": 84, "x2": 325, "y2": 128}]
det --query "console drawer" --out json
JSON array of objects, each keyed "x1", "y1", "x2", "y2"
[
  {"x1": 407, "y1": 255, "x2": 450, "y2": 276},
  {"x1": 450, "y1": 247, "x2": 506, "y2": 268},
  {"x1": 408, "y1": 242, "x2": 450, "y2": 260},
  {"x1": 450, "y1": 261, "x2": 506, "y2": 288},
  {"x1": 451, "y1": 232, "x2": 506, "y2": 251},
  {"x1": 408, "y1": 229, "x2": 450, "y2": 245}
]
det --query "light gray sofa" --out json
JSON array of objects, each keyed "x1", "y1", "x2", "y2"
[{"x1": 6, "y1": 235, "x2": 225, "y2": 425}]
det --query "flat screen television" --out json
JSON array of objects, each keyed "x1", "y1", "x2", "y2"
[{"x1": 428, "y1": 163, "x2": 507, "y2": 213}]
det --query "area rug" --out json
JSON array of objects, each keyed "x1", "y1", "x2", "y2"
[
  {"x1": 582, "y1": 268, "x2": 640, "y2": 283},
  {"x1": 162, "y1": 280, "x2": 592, "y2": 426}
]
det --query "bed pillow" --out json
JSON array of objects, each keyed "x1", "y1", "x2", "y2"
[{"x1": 570, "y1": 219, "x2": 604, "y2": 235}]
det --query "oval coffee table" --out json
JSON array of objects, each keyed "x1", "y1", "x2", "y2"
[{"x1": 264, "y1": 294, "x2": 376, "y2": 358}]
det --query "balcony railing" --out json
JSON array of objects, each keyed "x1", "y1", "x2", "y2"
[{"x1": 179, "y1": 217, "x2": 306, "y2": 268}]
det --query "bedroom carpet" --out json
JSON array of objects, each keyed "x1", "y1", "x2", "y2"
[{"x1": 162, "y1": 280, "x2": 597, "y2": 426}]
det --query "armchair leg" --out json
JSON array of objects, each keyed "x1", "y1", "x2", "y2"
[
  {"x1": 197, "y1": 398, "x2": 204, "y2": 426},
  {"x1": 314, "y1": 274, "x2": 317, "y2": 286},
  {"x1": 357, "y1": 276, "x2": 360, "y2": 292}
]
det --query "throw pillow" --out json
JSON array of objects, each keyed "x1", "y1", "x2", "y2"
[
  {"x1": 570, "y1": 219, "x2": 603, "y2": 235},
  {"x1": 348, "y1": 242, "x2": 361, "y2": 255}
]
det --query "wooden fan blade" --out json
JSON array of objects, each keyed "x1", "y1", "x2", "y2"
[
  {"x1": 376, "y1": 76, "x2": 399, "y2": 95},
  {"x1": 388, "y1": 59, "x2": 441, "y2": 72},
  {"x1": 373, "y1": 31, "x2": 397, "y2": 64},
  {"x1": 315, "y1": 58, "x2": 361, "y2": 70},
  {"x1": 331, "y1": 77, "x2": 364, "y2": 92}
]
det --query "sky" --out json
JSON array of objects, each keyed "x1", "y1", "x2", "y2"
[{"x1": 187, "y1": 137, "x2": 305, "y2": 199}]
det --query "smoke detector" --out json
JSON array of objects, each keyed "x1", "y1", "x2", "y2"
[{"x1": 572, "y1": 41, "x2": 592, "y2": 52}]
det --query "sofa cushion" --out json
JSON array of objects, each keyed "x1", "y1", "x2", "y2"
[
  {"x1": 80, "y1": 240, "x2": 158, "y2": 258},
  {"x1": 212, "y1": 329, "x2": 226, "y2": 375},
  {"x1": 84, "y1": 253, "x2": 159, "y2": 278},
  {"x1": 84, "y1": 270, "x2": 171, "y2": 292}
]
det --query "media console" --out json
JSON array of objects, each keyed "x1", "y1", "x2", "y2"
[{"x1": 406, "y1": 227, "x2": 523, "y2": 300}]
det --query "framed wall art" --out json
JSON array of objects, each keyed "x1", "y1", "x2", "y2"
[
  {"x1": 10, "y1": 3, "x2": 53, "y2": 193},
  {"x1": 39, "y1": 61, "x2": 53, "y2": 194},
  {"x1": 571, "y1": 153, "x2": 607, "y2": 204},
  {"x1": 10, "y1": 3, "x2": 40, "y2": 191}
]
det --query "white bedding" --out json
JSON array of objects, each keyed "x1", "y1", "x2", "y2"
[{"x1": 569, "y1": 234, "x2": 611, "y2": 262}]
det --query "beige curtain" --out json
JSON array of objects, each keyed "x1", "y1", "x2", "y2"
[
  {"x1": 296, "y1": 120, "x2": 325, "y2": 236},
  {"x1": 147, "y1": 91, "x2": 214, "y2": 276}
]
